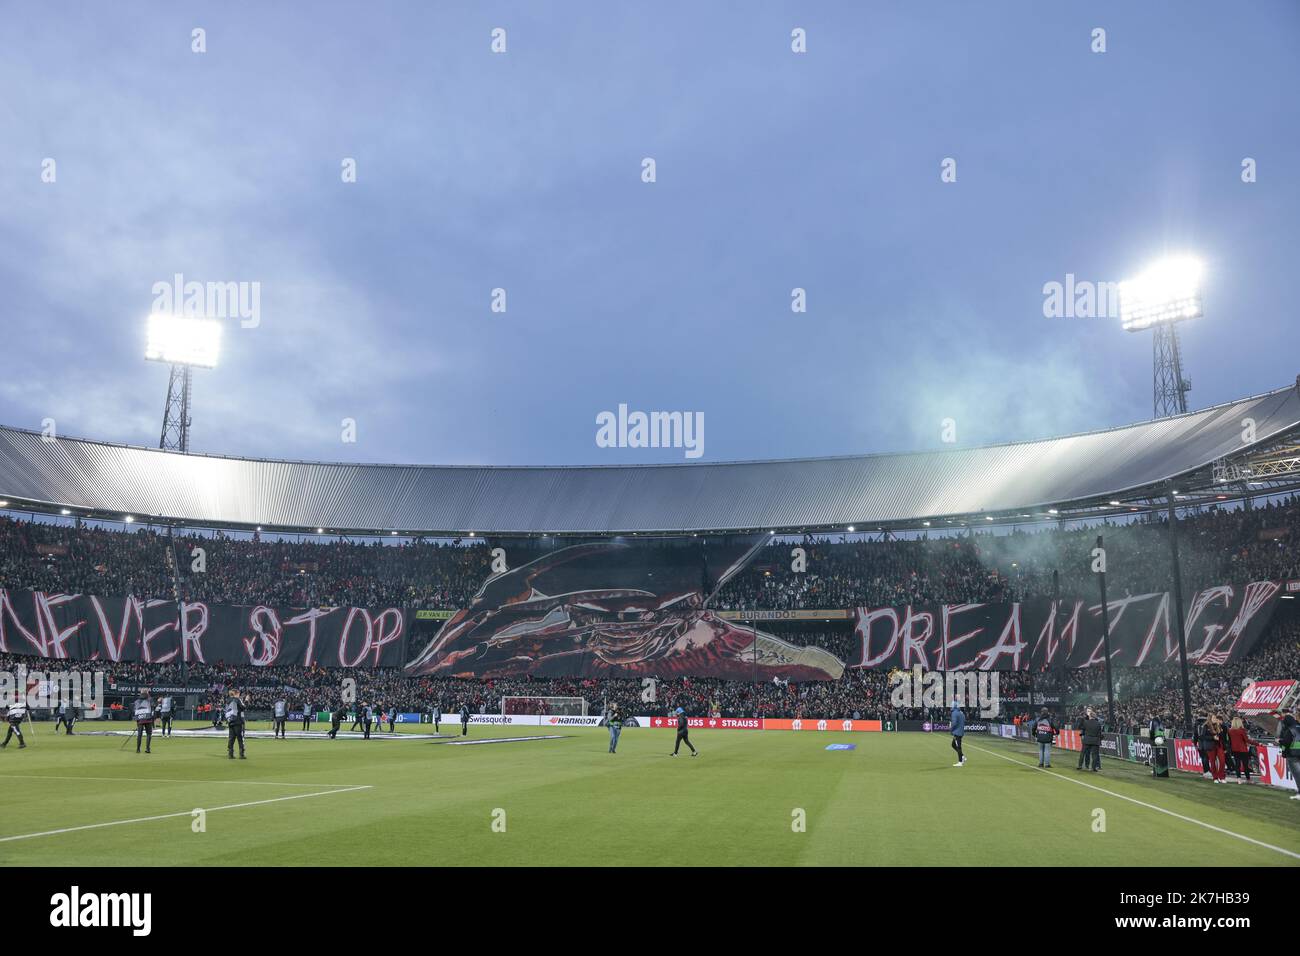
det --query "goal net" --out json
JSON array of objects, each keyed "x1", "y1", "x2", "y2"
[{"x1": 501, "y1": 696, "x2": 588, "y2": 717}]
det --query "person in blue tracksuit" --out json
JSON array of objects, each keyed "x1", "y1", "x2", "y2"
[{"x1": 950, "y1": 701, "x2": 966, "y2": 766}]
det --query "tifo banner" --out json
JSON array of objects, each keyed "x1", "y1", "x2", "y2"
[
  {"x1": 1234, "y1": 679, "x2": 1297, "y2": 713},
  {"x1": 0, "y1": 588, "x2": 406, "y2": 668},
  {"x1": 405, "y1": 538, "x2": 845, "y2": 682},
  {"x1": 854, "y1": 581, "x2": 1283, "y2": 671}
]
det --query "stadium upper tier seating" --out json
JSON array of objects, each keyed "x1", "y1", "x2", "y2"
[
  {"x1": 2, "y1": 494, "x2": 1297, "y2": 610},
  {"x1": 2, "y1": 498, "x2": 1299, "y2": 732}
]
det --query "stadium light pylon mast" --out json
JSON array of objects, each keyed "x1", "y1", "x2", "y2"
[
  {"x1": 159, "y1": 364, "x2": 193, "y2": 452},
  {"x1": 1118, "y1": 255, "x2": 1204, "y2": 419},
  {"x1": 145, "y1": 315, "x2": 222, "y2": 453},
  {"x1": 1152, "y1": 323, "x2": 1191, "y2": 418}
]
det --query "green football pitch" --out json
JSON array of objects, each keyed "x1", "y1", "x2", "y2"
[{"x1": 1, "y1": 721, "x2": 1296, "y2": 866}]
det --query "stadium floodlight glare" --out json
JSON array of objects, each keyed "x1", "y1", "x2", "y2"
[
  {"x1": 1119, "y1": 256, "x2": 1204, "y2": 332},
  {"x1": 145, "y1": 314, "x2": 223, "y2": 368}
]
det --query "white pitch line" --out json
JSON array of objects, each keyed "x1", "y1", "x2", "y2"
[
  {"x1": 0, "y1": 773, "x2": 367, "y2": 789},
  {"x1": 0, "y1": 785, "x2": 372, "y2": 844},
  {"x1": 967, "y1": 742, "x2": 1300, "y2": 862}
]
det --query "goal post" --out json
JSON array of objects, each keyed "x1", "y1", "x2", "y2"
[{"x1": 500, "y1": 696, "x2": 588, "y2": 717}]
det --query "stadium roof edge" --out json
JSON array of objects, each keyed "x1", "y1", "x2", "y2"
[
  {"x1": 0, "y1": 382, "x2": 1295, "y2": 472},
  {"x1": 1, "y1": 382, "x2": 1298, "y2": 535}
]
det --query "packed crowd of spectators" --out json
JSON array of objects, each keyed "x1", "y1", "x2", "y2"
[
  {"x1": 0, "y1": 517, "x2": 492, "y2": 610},
  {"x1": 713, "y1": 495, "x2": 1300, "y2": 610},
  {"x1": 2, "y1": 498, "x2": 1299, "y2": 730},
  {"x1": 2, "y1": 495, "x2": 1297, "y2": 612}
]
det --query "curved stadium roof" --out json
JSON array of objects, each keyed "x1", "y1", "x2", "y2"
[{"x1": 0, "y1": 384, "x2": 1298, "y2": 536}]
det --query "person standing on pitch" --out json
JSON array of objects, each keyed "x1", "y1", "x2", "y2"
[
  {"x1": 362, "y1": 702, "x2": 373, "y2": 740},
  {"x1": 349, "y1": 706, "x2": 363, "y2": 733},
  {"x1": 671, "y1": 707, "x2": 697, "y2": 757},
  {"x1": 1227, "y1": 717, "x2": 1258, "y2": 784},
  {"x1": 272, "y1": 697, "x2": 288, "y2": 739},
  {"x1": 158, "y1": 695, "x2": 175, "y2": 737},
  {"x1": 1274, "y1": 709, "x2": 1300, "y2": 800},
  {"x1": 433, "y1": 703, "x2": 442, "y2": 733},
  {"x1": 607, "y1": 702, "x2": 623, "y2": 754},
  {"x1": 950, "y1": 700, "x2": 966, "y2": 766},
  {"x1": 225, "y1": 690, "x2": 247, "y2": 759},
  {"x1": 1032, "y1": 707, "x2": 1056, "y2": 767},
  {"x1": 388, "y1": 707, "x2": 396, "y2": 734},
  {"x1": 328, "y1": 702, "x2": 344, "y2": 739},
  {"x1": 1202, "y1": 714, "x2": 1227, "y2": 783},
  {"x1": 459, "y1": 703, "x2": 470, "y2": 737},
  {"x1": 1077, "y1": 707, "x2": 1103, "y2": 772},
  {"x1": 56, "y1": 697, "x2": 77, "y2": 735},
  {"x1": 132, "y1": 690, "x2": 156, "y2": 754},
  {"x1": 302, "y1": 700, "x2": 313, "y2": 732},
  {"x1": 1, "y1": 700, "x2": 28, "y2": 749}
]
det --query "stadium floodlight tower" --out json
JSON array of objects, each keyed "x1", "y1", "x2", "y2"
[
  {"x1": 1118, "y1": 255, "x2": 1204, "y2": 419},
  {"x1": 145, "y1": 314, "x2": 222, "y2": 453}
]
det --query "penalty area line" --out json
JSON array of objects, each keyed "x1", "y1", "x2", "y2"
[
  {"x1": 966, "y1": 742, "x2": 1300, "y2": 862},
  {"x1": 0, "y1": 785, "x2": 372, "y2": 844}
]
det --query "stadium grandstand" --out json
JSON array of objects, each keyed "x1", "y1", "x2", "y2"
[{"x1": 2, "y1": 381, "x2": 1299, "y2": 741}]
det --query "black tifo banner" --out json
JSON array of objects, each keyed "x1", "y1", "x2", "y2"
[
  {"x1": 405, "y1": 532, "x2": 1285, "y2": 678},
  {"x1": 0, "y1": 588, "x2": 404, "y2": 668},
  {"x1": 854, "y1": 580, "x2": 1285, "y2": 671},
  {"x1": 0, "y1": 579, "x2": 1283, "y2": 675},
  {"x1": 403, "y1": 536, "x2": 858, "y2": 682}
]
